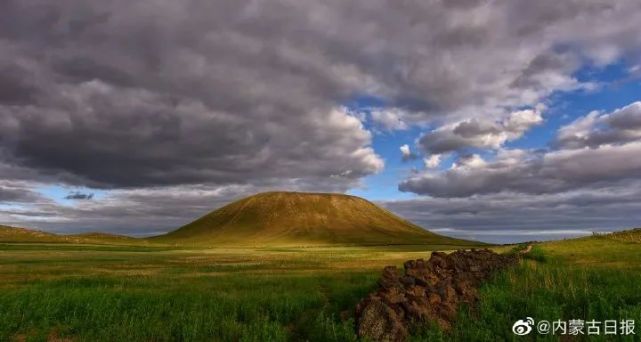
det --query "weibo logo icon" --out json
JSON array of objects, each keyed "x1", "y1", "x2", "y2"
[{"x1": 512, "y1": 317, "x2": 534, "y2": 336}]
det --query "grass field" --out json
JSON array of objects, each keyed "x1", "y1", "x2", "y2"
[
  {"x1": 0, "y1": 243, "x2": 471, "y2": 342},
  {"x1": 416, "y1": 236, "x2": 641, "y2": 341},
  {"x1": 1, "y1": 234, "x2": 640, "y2": 341}
]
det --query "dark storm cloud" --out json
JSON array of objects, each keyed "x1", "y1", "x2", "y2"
[
  {"x1": 0, "y1": 80, "x2": 382, "y2": 188},
  {"x1": 0, "y1": 186, "x2": 39, "y2": 203},
  {"x1": 0, "y1": 176, "x2": 48, "y2": 204},
  {"x1": 384, "y1": 184, "x2": 641, "y2": 243},
  {"x1": 0, "y1": 0, "x2": 389, "y2": 189},
  {"x1": 2, "y1": 0, "x2": 641, "y2": 190},
  {"x1": 0, "y1": 64, "x2": 40, "y2": 106},
  {"x1": 2, "y1": 0, "x2": 641, "y2": 238}
]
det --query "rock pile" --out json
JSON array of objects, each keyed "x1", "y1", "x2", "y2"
[{"x1": 354, "y1": 249, "x2": 518, "y2": 341}]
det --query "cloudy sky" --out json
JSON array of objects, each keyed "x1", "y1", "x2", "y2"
[{"x1": 2, "y1": 0, "x2": 641, "y2": 243}]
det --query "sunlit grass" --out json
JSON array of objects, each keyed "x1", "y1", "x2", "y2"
[
  {"x1": 1, "y1": 234, "x2": 640, "y2": 341},
  {"x1": 413, "y1": 237, "x2": 641, "y2": 341},
  {"x1": 0, "y1": 243, "x2": 446, "y2": 341}
]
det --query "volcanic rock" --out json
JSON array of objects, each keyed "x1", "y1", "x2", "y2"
[{"x1": 355, "y1": 249, "x2": 518, "y2": 341}]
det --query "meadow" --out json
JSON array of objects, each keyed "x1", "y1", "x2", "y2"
[
  {"x1": 0, "y1": 243, "x2": 462, "y2": 341},
  {"x1": 0, "y1": 234, "x2": 640, "y2": 341},
  {"x1": 416, "y1": 235, "x2": 641, "y2": 341}
]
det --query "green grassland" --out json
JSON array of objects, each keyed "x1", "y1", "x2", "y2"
[
  {"x1": 1, "y1": 230, "x2": 640, "y2": 341},
  {"x1": 0, "y1": 243, "x2": 469, "y2": 342},
  {"x1": 417, "y1": 232, "x2": 641, "y2": 341}
]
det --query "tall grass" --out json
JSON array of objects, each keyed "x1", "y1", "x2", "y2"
[
  {"x1": 413, "y1": 241, "x2": 641, "y2": 341},
  {"x1": 599, "y1": 228, "x2": 641, "y2": 244},
  {"x1": 0, "y1": 272, "x2": 377, "y2": 341},
  {"x1": 0, "y1": 244, "x2": 398, "y2": 341},
  {"x1": 1, "y1": 237, "x2": 640, "y2": 341}
]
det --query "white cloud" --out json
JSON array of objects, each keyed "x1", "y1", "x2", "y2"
[
  {"x1": 400, "y1": 144, "x2": 412, "y2": 158},
  {"x1": 451, "y1": 154, "x2": 487, "y2": 169},
  {"x1": 401, "y1": 101, "x2": 641, "y2": 198},
  {"x1": 418, "y1": 107, "x2": 543, "y2": 155},
  {"x1": 557, "y1": 101, "x2": 641, "y2": 149},
  {"x1": 424, "y1": 154, "x2": 441, "y2": 169},
  {"x1": 399, "y1": 143, "x2": 420, "y2": 162},
  {"x1": 370, "y1": 108, "x2": 409, "y2": 131}
]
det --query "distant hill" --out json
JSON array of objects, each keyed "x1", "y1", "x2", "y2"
[
  {"x1": 0, "y1": 225, "x2": 64, "y2": 243},
  {"x1": 154, "y1": 191, "x2": 479, "y2": 246},
  {"x1": 66, "y1": 232, "x2": 140, "y2": 244},
  {"x1": 0, "y1": 225, "x2": 139, "y2": 245}
]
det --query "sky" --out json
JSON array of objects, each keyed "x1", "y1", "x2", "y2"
[{"x1": 2, "y1": 0, "x2": 641, "y2": 243}]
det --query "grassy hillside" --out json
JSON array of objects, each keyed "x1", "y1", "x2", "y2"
[
  {"x1": 598, "y1": 227, "x2": 641, "y2": 243},
  {"x1": 0, "y1": 225, "x2": 142, "y2": 245},
  {"x1": 155, "y1": 191, "x2": 476, "y2": 246},
  {"x1": 0, "y1": 225, "x2": 65, "y2": 243},
  {"x1": 415, "y1": 230, "x2": 641, "y2": 341}
]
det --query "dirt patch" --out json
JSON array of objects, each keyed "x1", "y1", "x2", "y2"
[
  {"x1": 354, "y1": 249, "x2": 519, "y2": 341},
  {"x1": 11, "y1": 329, "x2": 75, "y2": 342}
]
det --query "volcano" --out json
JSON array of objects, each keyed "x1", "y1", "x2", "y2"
[{"x1": 155, "y1": 191, "x2": 477, "y2": 246}]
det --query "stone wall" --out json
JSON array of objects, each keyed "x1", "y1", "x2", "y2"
[{"x1": 355, "y1": 249, "x2": 519, "y2": 341}]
